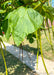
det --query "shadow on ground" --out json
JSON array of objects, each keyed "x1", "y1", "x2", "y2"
[
  {"x1": 13, "y1": 44, "x2": 41, "y2": 55},
  {"x1": 22, "y1": 44, "x2": 41, "y2": 55},
  {"x1": 0, "y1": 50, "x2": 37, "y2": 75}
]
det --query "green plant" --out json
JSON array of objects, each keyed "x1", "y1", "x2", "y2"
[
  {"x1": 0, "y1": 0, "x2": 54, "y2": 75},
  {"x1": 22, "y1": 0, "x2": 33, "y2": 4}
]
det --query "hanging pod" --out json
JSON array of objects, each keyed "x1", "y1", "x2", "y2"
[
  {"x1": 38, "y1": 29, "x2": 49, "y2": 75},
  {"x1": 0, "y1": 37, "x2": 8, "y2": 75},
  {"x1": 51, "y1": 21, "x2": 54, "y2": 40},
  {"x1": 35, "y1": 30, "x2": 39, "y2": 70},
  {"x1": 46, "y1": 18, "x2": 54, "y2": 52},
  {"x1": 43, "y1": 17, "x2": 51, "y2": 44}
]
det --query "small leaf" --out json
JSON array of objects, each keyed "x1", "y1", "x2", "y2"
[
  {"x1": 0, "y1": 10, "x2": 6, "y2": 13},
  {"x1": 29, "y1": 38, "x2": 34, "y2": 44}
]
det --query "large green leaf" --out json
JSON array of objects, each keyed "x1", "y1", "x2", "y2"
[{"x1": 5, "y1": 6, "x2": 43, "y2": 46}]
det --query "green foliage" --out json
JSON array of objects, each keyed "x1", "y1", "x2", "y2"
[
  {"x1": 42, "y1": 6, "x2": 54, "y2": 22},
  {"x1": 29, "y1": 38, "x2": 34, "y2": 43},
  {"x1": 0, "y1": 0, "x2": 54, "y2": 75},
  {"x1": 1, "y1": 0, "x2": 12, "y2": 8},
  {"x1": 0, "y1": 10, "x2": 6, "y2": 13},
  {"x1": 22, "y1": 0, "x2": 33, "y2": 4},
  {"x1": 35, "y1": 4, "x2": 54, "y2": 22},
  {"x1": 27, "y1": 33, "x2": 36, "y2": 43}
]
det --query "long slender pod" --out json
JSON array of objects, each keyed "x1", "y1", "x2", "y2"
[
  {"x1": 48, "y1": 0, "x2": 54, "y2": 39},
  {"x1": 39, "y1": 29, "x2": 49, "y2": 75},
  {"x1": 48, "y1": 0, "x2": 54, "y2": 51},
  {"x1": 36, "y1": 31, "x2": 39, "y2": 69},
  {"x1": 0, "y1": 42, "x2": 8, "y2": 75},
  {"x1": 43, "y1": 17, "x2": 50, "y2": 44},
  {"x1": 46, "y1": 18, "x2": 54, "y2": 51},
  {"x1": 51, "y1": 22, "x2": 54, "y2": 39},
  {"x1": 0, "y1": 38, "x2": 7, "y2": 55}
]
